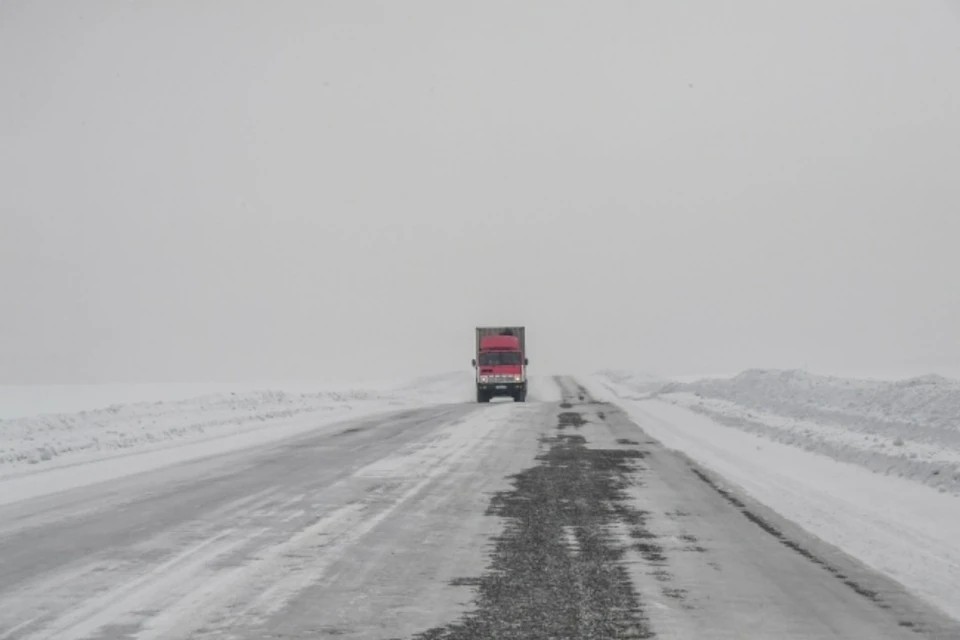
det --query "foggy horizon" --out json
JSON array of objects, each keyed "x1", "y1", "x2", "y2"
[{"x1": 3, "y1": 1, "x2": 960, "y2": 385}]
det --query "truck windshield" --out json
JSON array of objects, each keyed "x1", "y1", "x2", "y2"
[{"x1": 478, "y1": 352, "x2": 522, "y2": 365}]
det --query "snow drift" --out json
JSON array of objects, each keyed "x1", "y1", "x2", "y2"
[
  {"x1": 0, "y1": 389, "x2": 396, "y2": 475},
  {"x1": 0, "y1": 374, "x2": 484, "y2": 478},
  {"x1": 587, "y1": 370, "x2": 960, "y2": 622},
  {"x1": 618, "y1": 369, "x2": 960, "y2": 494},
  {"x1": 0, "y1": 373, "x2": 559, "y2": 480}
]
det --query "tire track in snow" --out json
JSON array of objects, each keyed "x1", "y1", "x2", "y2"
[{"x1": 187, "y1": 411, "x2": 510, "y2": 640}]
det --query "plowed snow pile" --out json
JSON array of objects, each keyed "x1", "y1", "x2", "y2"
[
  {"x1": 651, "y1": 370, "x2": 960, "y2": 494},
  {"x1": 0, "y1": 390, "x2": 390, "y2": 476},
  {"x1": 0, "y1": 373, "x2": 556, "y2": 481},
  {"x1": 586, "y1": 370, "x2": 960, "y2": 621},
  {"x1": 0, "y1": 373, "x2": 480, "y2": 478}
]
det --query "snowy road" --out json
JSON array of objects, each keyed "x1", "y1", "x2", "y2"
[{"x1": 1, "y1": 379, "x2": 957, "y2": 639}]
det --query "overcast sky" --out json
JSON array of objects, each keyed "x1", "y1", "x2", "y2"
[{"x1": 2, "y1": 1, "x2": 959, "y2": 384}]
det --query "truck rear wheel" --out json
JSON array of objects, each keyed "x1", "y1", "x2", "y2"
[
  {"x1": 477, "y1": 390, "x2": 489, "y2": 403},
  {"x1": 514, "y1": 391, "x2": 526, "y2": 403}
]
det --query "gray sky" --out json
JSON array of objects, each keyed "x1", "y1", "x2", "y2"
[{"x1": 2, "y1": 1, "x2": 960, "y2": 384}]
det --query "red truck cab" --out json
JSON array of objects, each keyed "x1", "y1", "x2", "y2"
[{"x1": 472, "y1": 327, "x2": 528, "y2": 403}]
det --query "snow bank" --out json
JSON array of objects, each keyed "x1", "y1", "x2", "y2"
[
  {"x1": 642, "y1": 369, "x2": 960, "y2": 494},
  {"x1": 593, "y1": 369, "x2": 667, "y2": 396},
  {"x1": 582, "y1": 392, "x2": 960, "y2": 624},
  {"x1": 0, "y1": 380, "x2": 386, "y2": 420},
  {"x1": 392, "y1": 372, "x2": 476, "y2": 405},
  {"x1": 662, "y1": 369, "x2": 960, "y2": 433},
  {"x1": 0, "y1": 374, "x2": 472, "y2": 480}
]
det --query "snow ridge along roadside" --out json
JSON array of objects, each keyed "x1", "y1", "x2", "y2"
[
  {"x1": 1, "y1": 389, "x2": 396, "y2": 474},
  {"x1": 0, "y1": 374, "x2": 564, "y2": 505},
  {"x1": 605, "y1": 369, "x2": 960, "y2": 494},
  {"x1": 584, "y1": 372, "x2": 960, "y2": 624}
]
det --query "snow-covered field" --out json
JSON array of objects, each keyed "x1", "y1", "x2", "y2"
[{"x1": 585, "y1": 369, "x2": 960, "y2": 622}]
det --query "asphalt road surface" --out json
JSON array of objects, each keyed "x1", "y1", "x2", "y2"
[{"x1": 1, "y1": 378, "x2": 958, "y2": 639}]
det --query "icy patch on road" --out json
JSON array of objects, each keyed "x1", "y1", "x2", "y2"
[{"x1": 597, "y1": 369, "x2": 960, "y2": 494}]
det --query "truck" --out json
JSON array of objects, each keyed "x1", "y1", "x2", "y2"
[{"x1": 472, "y1": 326, "x2": 528, "y2": 403}]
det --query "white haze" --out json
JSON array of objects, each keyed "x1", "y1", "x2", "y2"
[{"x1": 2, "y1": 1, "x2": 959, "y2": 384}]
